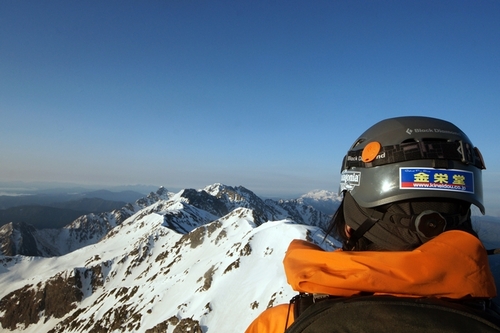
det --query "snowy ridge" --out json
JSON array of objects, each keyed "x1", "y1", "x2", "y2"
[
  {"x1": 0, "y1": 184, "x2": 331, "y2": 258},
  {"x1": 0, "y1": 187, "x2": 338, "y2": 332}
]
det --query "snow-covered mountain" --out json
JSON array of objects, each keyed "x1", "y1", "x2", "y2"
[
  {"x1": 0, "y1": 184, "x2": 331, "y2": 257},
  {"x1": 0, "y1": 183, "x2": 338, "y2": 332},
  {"x1": 0, "y1": 183, "x2": 498, "y2": 333},
  {"x1": 292, "y1": 189, "x2": 342, "y2": 215}
]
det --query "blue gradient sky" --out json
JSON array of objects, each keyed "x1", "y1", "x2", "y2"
[{"x1": 1, "y1": 1, "x2": 499, "y2": 215}]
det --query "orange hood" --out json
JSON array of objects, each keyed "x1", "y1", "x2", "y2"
[{"x1": 284, "y1": 230, "x2": 496, "y2": 298}]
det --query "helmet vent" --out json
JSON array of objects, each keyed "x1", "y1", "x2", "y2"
[
  {"x1": 400, "y1": 138, "x2": 448, "y2": 144},
  {"x1": 351, "y1": 138, "x2": 366, "y2": 149},
  {"x1": 401, "y1": 138, "x2": 418, "y2": 144},
  {"x1": 421, "y1": 138, "x2": 448, "y2": 143}
]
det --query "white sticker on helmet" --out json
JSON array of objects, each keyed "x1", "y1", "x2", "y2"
[{"x1": 340, "y1": 170, "x2": 361, "y2": 192}]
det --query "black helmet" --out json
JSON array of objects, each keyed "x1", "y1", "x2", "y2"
[
  {"x1": 340, "y1": 116, "x2": 485, "y2": 214},
  {"x1": 336, "y1": 116, "x2": 486, "y2": 251}
]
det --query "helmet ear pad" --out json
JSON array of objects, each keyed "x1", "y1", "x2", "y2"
[{"x1": 342, "y1": 192, "x2": 473, "y2": 251}]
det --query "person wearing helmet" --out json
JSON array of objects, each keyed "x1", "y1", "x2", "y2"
[{"x1": 245, "y1": 116, "x2": 498, "y2": 333}]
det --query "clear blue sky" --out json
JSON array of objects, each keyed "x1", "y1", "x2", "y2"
[{"x1": 1, "y1": 1, "x2": 499, "y2": 215}]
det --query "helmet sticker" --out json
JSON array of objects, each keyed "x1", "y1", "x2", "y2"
[
  {"x1": 340, "y1": 170, "x2": 361, "y2": 192},
  {"x1": 399, "y1": 167, "x2": 474, "y2": 194}
]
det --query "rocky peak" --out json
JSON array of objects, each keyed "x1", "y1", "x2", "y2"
[
  {"x1": 179, "y1": 189, "x2": 229, "y2": 217},
  {"x1": 0, "y1": 222, "x2": 40, "y2": 256}
]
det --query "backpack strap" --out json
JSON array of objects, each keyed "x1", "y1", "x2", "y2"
[{"x1": 289, "y1": 293, "x2": 350, "y2": 319}]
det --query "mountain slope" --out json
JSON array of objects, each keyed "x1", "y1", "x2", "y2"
[{"x1": 0, "y1": 196, "x2": 338, "y2": 332}]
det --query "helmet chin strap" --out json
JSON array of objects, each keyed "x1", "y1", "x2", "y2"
[
  {"x1": 342, "y1": 217, "x2": 378, "y2": 251},
  {"x1": 342, "y1": 192, "x2": 385, "y2": 251}
]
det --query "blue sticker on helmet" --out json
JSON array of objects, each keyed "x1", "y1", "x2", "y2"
[{"x1": 400, "y1": 168, "x2": 474, "y2": 194}]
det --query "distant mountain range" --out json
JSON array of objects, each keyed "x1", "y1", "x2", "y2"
[
  {"x1": 0, "y1": 183, "x2": 496, "y2": 333},
  {"x1": 0, "y1": 190, "x2": 149, "y2": 233},
  {"x1": 0, "y1": 181, "x2": 158, "y2": 196},
  {"x1": 0, "y1": 189, "x2": 147, "y2": 210}
]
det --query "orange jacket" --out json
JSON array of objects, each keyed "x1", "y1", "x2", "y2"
[{"x1": 245, "y1": 230, "x2": 497, "y2": 333}]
